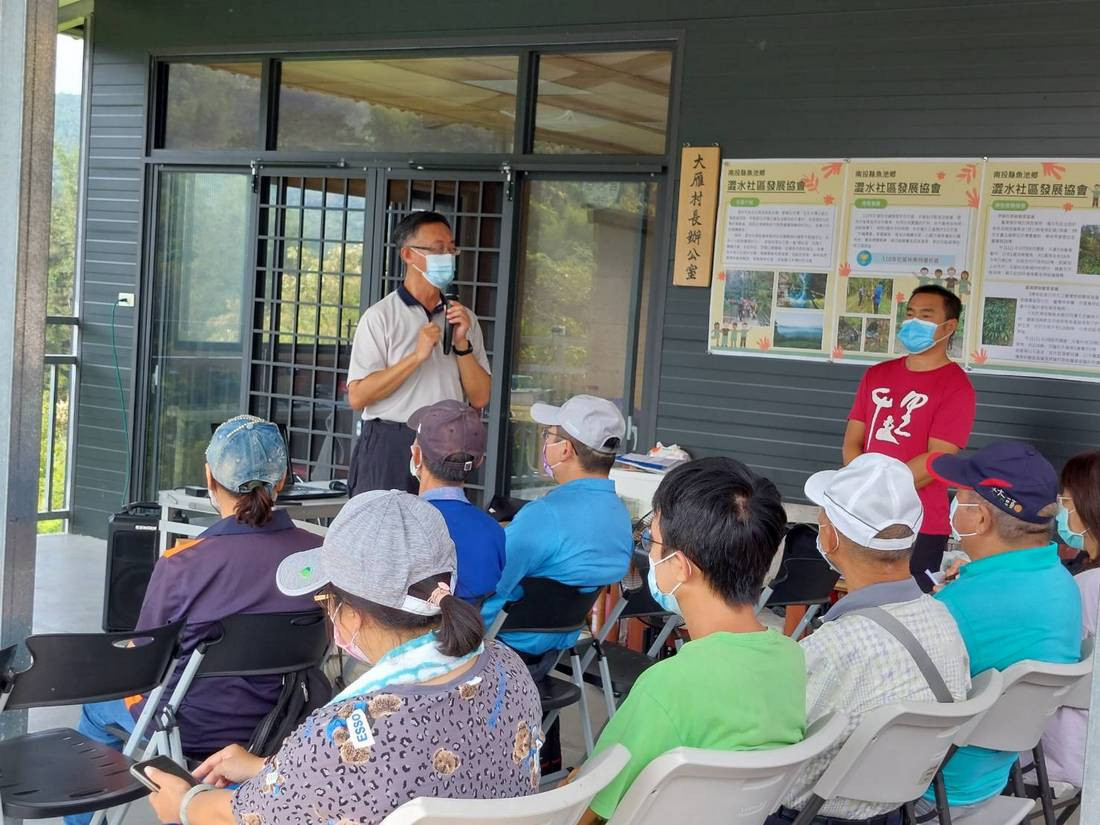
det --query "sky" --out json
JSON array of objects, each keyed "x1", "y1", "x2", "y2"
[{"x1": 56, "y1": 34, "x2": 83, "y2": 95}]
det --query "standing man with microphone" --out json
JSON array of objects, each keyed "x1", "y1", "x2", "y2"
[{"x1": 345, "y1": 211, "x2": 491, "y2": 496}]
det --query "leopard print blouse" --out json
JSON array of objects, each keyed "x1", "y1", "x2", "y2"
[{"x1": 231, "y1": 641, "x2": 543, "y2": 825}]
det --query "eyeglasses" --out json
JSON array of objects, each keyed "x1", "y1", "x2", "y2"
[
  {"x1": 639, "y1": 528, "x2": 666, "y2": 555},
  {"x1": 314, "y1": 592, "x2": 340, "y2": 621},
  {"x1": 1059, "y1": 495, "x2": 1074, "y2": 511},
  {"x1": 541, "y1": 429, "x2": 566, "y2": 445},
  {"x1": 407, "y1": 244, "x2": 461, "y2": 257}
]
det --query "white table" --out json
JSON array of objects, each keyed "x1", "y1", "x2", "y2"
[
  {"x1": 610, "y1": 466, "x2": 819, "y2": 524},
  {"x1": 157, "y1": 483, "x2": 346, "y2": 554}
]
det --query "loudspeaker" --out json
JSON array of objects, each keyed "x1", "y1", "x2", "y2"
[{"x1": 103, "y1": 502, "x2": 161, "y2": 633}]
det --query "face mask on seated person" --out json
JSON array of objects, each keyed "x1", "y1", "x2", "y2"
[
  {"x1": 1057, "y1": 506, "x2": 1089, "y2": 551},
  {"x1": 897, "y1": 318, "x2": 950, "y2": 354},
  {"x1": 647, "y1": 552, "x2": 684, "y2": 616}
]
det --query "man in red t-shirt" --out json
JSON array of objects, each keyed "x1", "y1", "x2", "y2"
[{"x1": 843, "y1": 285, "x2": 976, "y2": 591}]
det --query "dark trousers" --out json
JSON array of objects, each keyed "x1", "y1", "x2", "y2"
[
  {"x1": 910, "y1": 532, "x2": 949, "y2": 593},
  {"x1": 766, "y1": 805, "x2": 905, "y2": 825},
  {"x1": 347, "y1": 419, "x2": 418, "y2": 498}
]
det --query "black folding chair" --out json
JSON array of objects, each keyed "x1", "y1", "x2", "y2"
[
  {"x1": 0, "y1": 620, "x2": 185, "y2": 820},
  {"x1": 133, "y1": 610, "x2": 329, "y2": 766},
  {"x1": 755, "y1": 523, "x2": 840, "y2": 640},
  {"x1": 486, "y1": 577, "x2": 608, "y2": 778},
  {"x1": 556, "y1": 550, "x2": 682, "y2": 717}
]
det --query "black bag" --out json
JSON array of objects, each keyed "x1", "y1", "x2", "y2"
[{"x1": 247, "y1": 666, "x2": 333, "y2": 757}]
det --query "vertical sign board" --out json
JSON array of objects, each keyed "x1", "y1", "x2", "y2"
[
  {"x1": 835, "y1": 159, "x2": 983, "y2": 363},
  {"x1": 970, "y1": 159, "x2": 1100, "y2": 379},
  {"x1": 672, "y1": 146, "x2": 720, "y2": 287},
  {"x1": 708, "y1": 160, "x2": 846, "y2": 358}
]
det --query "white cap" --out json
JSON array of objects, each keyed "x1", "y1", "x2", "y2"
[
  {"x1": 530, "y1": 395, "x2": 626, "y2": 453},
  {"x1": 804, "y1": 453, "x2": 924, "y2": 551}
]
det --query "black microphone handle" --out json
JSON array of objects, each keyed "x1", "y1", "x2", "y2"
[{"x1": 442, "y1": 289, "x2": 459, "y2": 355}]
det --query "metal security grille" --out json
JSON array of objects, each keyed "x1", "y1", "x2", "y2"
[
  {"x1": 249, "y1": 174, "x2": 367, "y2": 481},
  {"x1": 380, "y1": 176, "x2": 508, "y2": 502}
]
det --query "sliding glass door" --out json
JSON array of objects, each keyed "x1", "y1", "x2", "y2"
[{"x1": 142, "y1": 170, "x2": 252, "y2": 497}]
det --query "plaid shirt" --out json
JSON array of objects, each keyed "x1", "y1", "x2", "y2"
[{"x1": 782, "y1": 586, "x2": 971, "y2": 820}]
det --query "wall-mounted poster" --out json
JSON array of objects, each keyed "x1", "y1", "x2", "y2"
[
  {"x1": 835, "y1": 159, "x2": 983, "y2": 363},
  {"x1": 970, "y1": 159, "x2": 1100, "y2": 380},
  {"x1": 708, "y1": 160, "x2": 846, "y2": 358}
]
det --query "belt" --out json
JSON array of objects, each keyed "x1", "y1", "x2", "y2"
[
  {"x1": 774, "y1": 805, "x2": 904, "y2": 825},
  {"x1": 362, "y1": 418, "x2": 406, "y2": 430}
]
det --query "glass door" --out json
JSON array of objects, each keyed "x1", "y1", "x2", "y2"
[
  {"x1": 506, "y1": 177, "x2": 659, "y2": 501},
  {"x1": 248, "y1": 173, "x2": 368, "y2": 482},
  {"x1": 142, "y1": 169, "x2": 252, "y2": 497},
  {"x1": 375, "y1": 172, "x2": 513, "y2": 504}
]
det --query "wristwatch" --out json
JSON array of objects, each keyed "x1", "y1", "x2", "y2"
[{"x1": 452, "y1": 341, "x2": 474, "y2": 356}]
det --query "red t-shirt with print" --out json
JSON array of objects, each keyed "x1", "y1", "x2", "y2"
[{"x1": 848, "y1": 357, "x2": 976, "y2": 535}]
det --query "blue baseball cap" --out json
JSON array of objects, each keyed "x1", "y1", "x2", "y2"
[
  {"x1": 206, "y1": 415, "x2": 287, "y2": 494},
  {"x1": 928, "y1": 441, "x2": 1058, "y2": 525}
]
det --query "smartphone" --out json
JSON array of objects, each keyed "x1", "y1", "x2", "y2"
[{"x1": 130, "y1": 755, "x2": 199, "y2": 792}]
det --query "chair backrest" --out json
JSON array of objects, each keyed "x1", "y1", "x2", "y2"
[
  {"x1": 379, "y1": 743, "x2": 631, "y2": 825},
  {"x1": 194, "y1": 610, "x2": 328, "y2": 678},
  {"x1": 764, "y1": 557, "x2": 839, "y2": 608},
  {"x1": 606, "y1": 712, "x2": 849, "y2": 825},
  {"x1": 811, "y1": 669, "x2": 1005, "y2": 805},
  {"x1": 499, "y1": 578, "x2": 606, "y2": 634},
  {"x1": 958, "y1": 637, "x2": 1095, "y2": 752},
  {"x1": 0, "y1": 620, "x2": 185, "y2": 709}
]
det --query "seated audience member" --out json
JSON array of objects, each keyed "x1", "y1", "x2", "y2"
[
  {"x1": 408, "y1": 399, "x2": 505, "y2": 603},
  {"x1": 70, "y1": 416, "x2": 321, "y2": 822},
  {"x1": 1040, "y1": 449, "x2": 1100, "y2": 788},
  {"x1": 580, "y1": 457, "x2": 806, "y2": 824},
  {"x1": 481, "y1": 395, "x2": 634, "y2": 674},
  {"x1": 915, "y1": 442, "x2": 1082, "y2": 818},
  {"x1": 769, "y1": 454, "x2": 971, "y2": 825},
  {"x1": 145, "y1": 491, "x2": 543, "y2": 825}
]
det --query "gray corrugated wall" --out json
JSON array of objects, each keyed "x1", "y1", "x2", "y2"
[{"x1": 73, "y1": 0, "x2": 1100, "y2": 535}]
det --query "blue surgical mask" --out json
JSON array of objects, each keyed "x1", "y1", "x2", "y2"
[
  {"x1": 897, "y1": 318, "x2": 947, "y2": 354},
  {"x1": 646, "y1": 553, "x2": 683, "y2": 616},
  {"x1": 1057, "y1": 506, "x2": 1089, "y2": 551},
  {"x1": 420, "y1": 254, "x2": 455, "y2": 290}
]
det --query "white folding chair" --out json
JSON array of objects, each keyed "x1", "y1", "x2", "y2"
[
  {"x1": 379, "y1": 743, "x2": 631, "y2": 825},
  {"x1": 791, "y1": 670, "x2": 1005, "y2": 825},
  {"x1": 605, "y1": 711, "x2": 848, "y2": 825},
  {"x1": 948, "y1": 638, "x2": 1095, "y2": 825}
]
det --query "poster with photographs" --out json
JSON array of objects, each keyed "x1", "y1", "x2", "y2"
[
  {"x1": 708, "y1": 160, "x2": 845, "y2": 359},
  {"x1": 834, "y1": 159, "x2": 982, "y2": 363},
  {"x1": 970, "y1": 159, "x2": 1100, "y2": 380}
]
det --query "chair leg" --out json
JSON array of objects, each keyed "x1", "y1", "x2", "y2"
[
  {"x1": 933, "y1": 771, "x2": 952, "y2": 825},
  {"x1": 571, "y1": 652, "x2": 594, "y2": 756},
  {"x1": 1011, "y1": 758, "x2": 1028, "y2": 798},
  {"x1": 1031, "y1": 743, "x2": 1056, "y2": 825},
  {"x1": 754, "y1": 586, "x2": 773, "y2": 616},
  {"x1": 597, "y1": 652, "x2": 616, "y2": 719},
  {"x1": 791, "y1": 604, "x2": 821, "y2": 641}
]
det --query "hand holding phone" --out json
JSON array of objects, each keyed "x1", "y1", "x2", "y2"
[{"x1": 130, "y1": 755, "x2": 199, "y2": 792}]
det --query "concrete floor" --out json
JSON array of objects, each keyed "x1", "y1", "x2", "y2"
[{"x1": 26, "y1": 534, "x2": 1078, "y2": 825}]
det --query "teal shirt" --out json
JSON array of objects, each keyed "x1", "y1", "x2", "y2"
[
  {"x1": 928, "y1": 544, "x2": 1081, "y2": 806},
  {"x1": 481, "y1": 478, "x2": 633, "y2": 655}
]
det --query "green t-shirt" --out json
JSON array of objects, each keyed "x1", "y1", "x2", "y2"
[{"x1": 589, "y1": 629, "x2": 807, "y2": 819}]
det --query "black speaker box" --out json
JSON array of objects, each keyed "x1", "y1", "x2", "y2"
[{"x1": 103, "y1": 502, "x2": 161, "y2": 632}]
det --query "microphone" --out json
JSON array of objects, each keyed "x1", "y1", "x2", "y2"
[{"x1": 442, "y1": 288, "x2": 460, "y2": 355}]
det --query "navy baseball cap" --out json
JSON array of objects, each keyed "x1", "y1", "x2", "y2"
[{"x1": 928, "y1": 441, "x2": 1058, "y2": 525}]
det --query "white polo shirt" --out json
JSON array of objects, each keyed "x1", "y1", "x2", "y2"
[{"x1": 347, "y1": 286, "x2": 491, "y2": 423}]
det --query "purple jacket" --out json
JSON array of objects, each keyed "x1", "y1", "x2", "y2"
[{"x1": 131, "y1": 509, "x2": 321, "y2": 756}]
